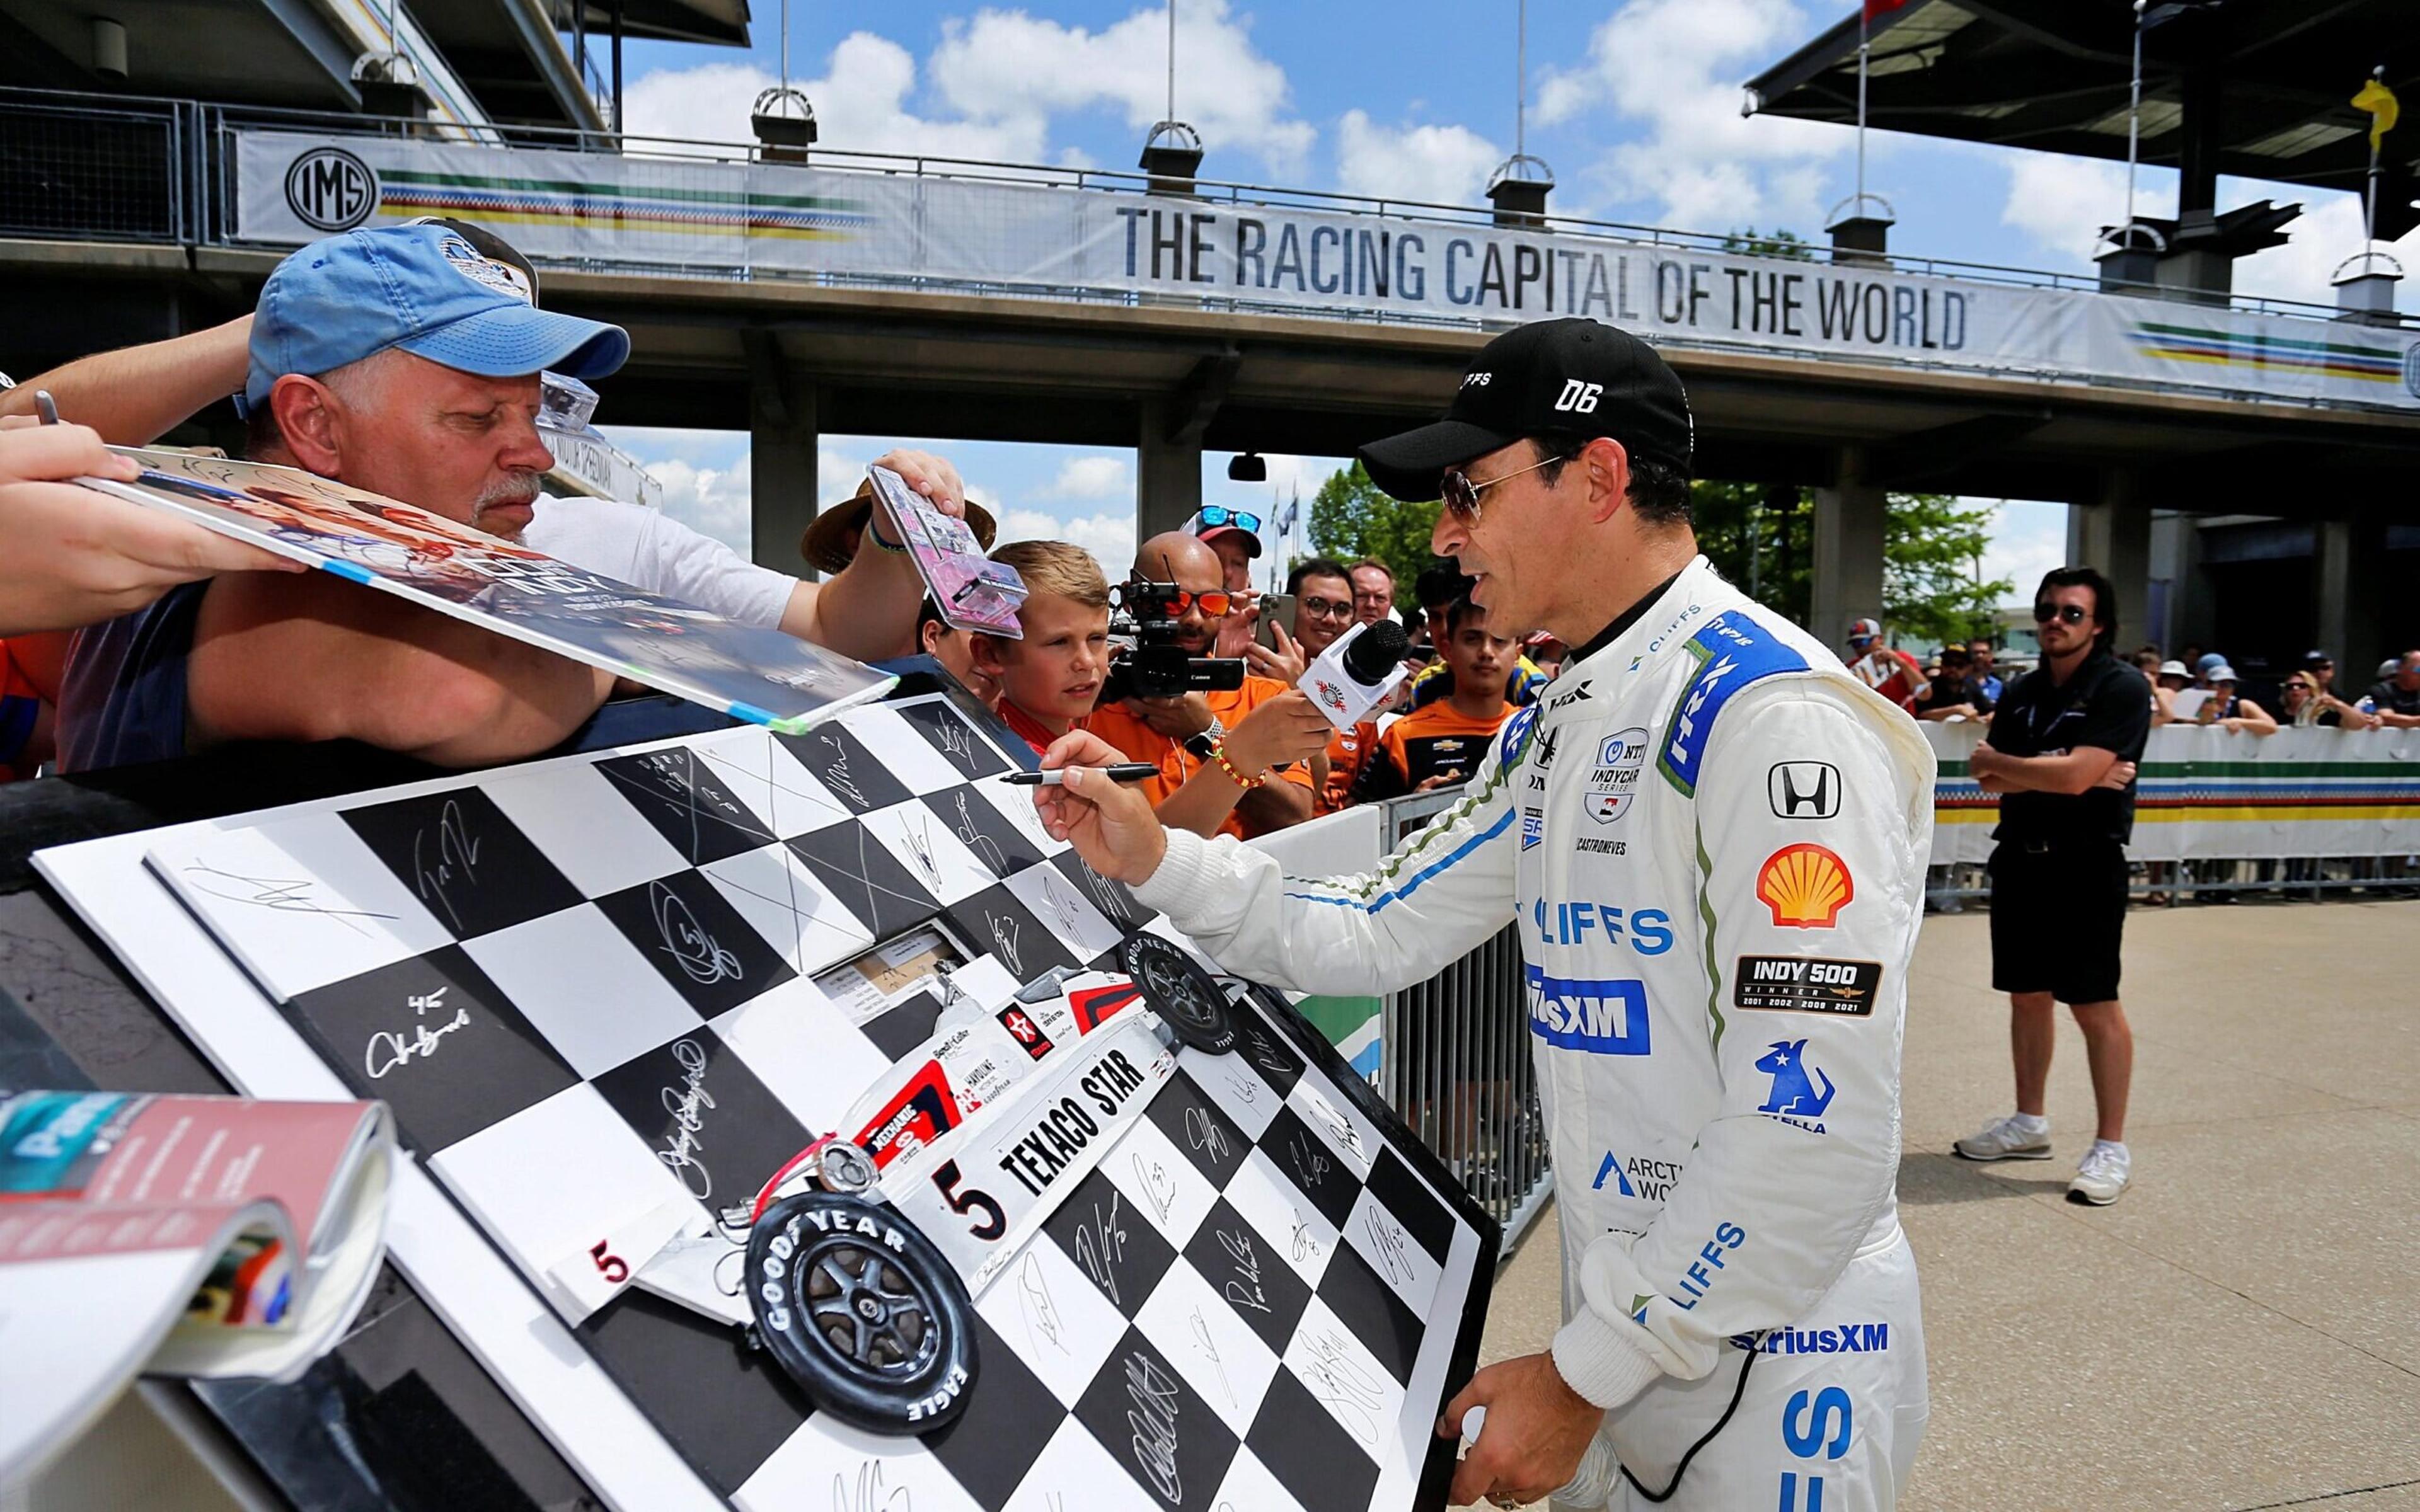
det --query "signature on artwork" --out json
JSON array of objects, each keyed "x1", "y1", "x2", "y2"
[
  {"x1": 1075, "y1": 862, "x2": 1134, "y2": 925},
  {"x1": 1287, "y1": 1131, "x2": 1332, "y2": 1191},
  {"x1": 986, "y1": 911, "x2": 1025, "y2": 978},
  {"x1": 1364, "y1": 1209, "x2": 1415, "y2": 1287},
  {"x1": 1124, "y1": 1351, "x2": 1184, "y2": 1503},
  {"x1": 1216, "y1": 1225, "x2": 1270, "y2": 1314},
  {"x1": 1189, "y1": 1307, "x2": 1236, "y2": 1409},
  {"x1": 897, "y1": 814, "x2": 942, "y2": 886},
  {"x1": 935, "y1": 720, "x2": 977, "y2": 765},
  {"x1": 951, "y1": 791, "x2": 1008, "y2": 873},
  {"x1": 1290, "y1": 1208, "x2": 1324, "y2": 1266},
  {"x1": 1134, "y1": 1153, "x2": 1178, "y2": 1227},
  {"x1": 657, "y1": 1038, "x2": 717, "y2": 1199},
  {"x1": 1240, "y1": 1026, "x2": 1293, "y2": 1080},
  {"x1": 1039, "y1": 872, "x2": 1089, "y2": 939},
  {"x1": 1183, "y1": 1106, "x2": 1233, "y2": 1166},
  {"x1": 832, "y1": 1460, "x2": 911, "y2": 1512},
  {"x1": 1299, "y1": 1328, "x2": 1385, "y2": 1445},
  {"x1": 363, "y1": 997, "x2": 471, "y2": 1079},
  {"x1": 410, "y1": 798, "x2": 483, "y2": 932},
  {"x1": 650, "y1": 881, "x2": 743, "y2": 985},
  {"x1": 1017, "y1": 1251, "x2": 1065, "y2": 1354},
  {"x1": 818, "y1": 734, "x2": 870, "y2": 808},
  {"x1": 181, "y1": 861, "x2": 396, "y2": 937},
  {"x1": 1074, "y1": 1189, "x2": 1129, "y2": 1304}
]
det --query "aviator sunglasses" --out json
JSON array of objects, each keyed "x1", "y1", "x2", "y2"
[
  {"x1": 2032, "y1": 602, "x2": 2089, "y2": 625},
  {"x1": 1441, "y1": 451, "x2": 1569, "y2": 522}
]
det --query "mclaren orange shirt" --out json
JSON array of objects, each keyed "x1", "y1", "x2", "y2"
[
  {"x1": 1317, "y1": 721, "x2": 1379, "y2": 815},
  {"x1": 1353, "y1": 699, "x2": 1511, "y2": 803},
  {"x1": 1081, "y1": 676, "x2": 1315, "y2": 840}
]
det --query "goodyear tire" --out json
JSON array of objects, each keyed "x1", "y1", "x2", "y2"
[
  {"x1": 748, "y1": 1191, "x2": 977, "y2": 1435},
  {"x1": 1119, "y1": 932, "x2": 1236, "y2": 1055}
]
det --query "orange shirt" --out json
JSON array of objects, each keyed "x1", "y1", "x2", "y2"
[
  {"x1": 1355, "y1": 699, "x2": 1511, "y2": 803},
  {"x1": 1081, "y1": 676, "x2": 1315, "y2": 840},
  {"x1": 998, "y1": 699, "x2": 1063, "y2": 757},
  {"x1": 1317, "y1": 721, "x2": 1378, "y2": 815}
]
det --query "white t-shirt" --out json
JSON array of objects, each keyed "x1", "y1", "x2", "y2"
[{"x1": 524, "y1": 495, "x2": 796, "y2": 629}]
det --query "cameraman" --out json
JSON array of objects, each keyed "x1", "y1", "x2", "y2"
[{"x1": 1086, "y1": 532, "x2": 1327, "y2": 840}]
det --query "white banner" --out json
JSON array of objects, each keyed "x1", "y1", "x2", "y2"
[
  {"x1": 1925, "y1": 723, "x2": 2420, "y2": 864},
  {"x1": 232, "y1": 131, "x2": 2420, "y2": 412}
]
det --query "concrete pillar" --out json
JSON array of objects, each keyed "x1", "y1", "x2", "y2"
[
  {"x1": 2066, "y1": 470, "x2": 2152, "y2": 651},
  {"x1": 2313, "y1": 508, "x2": 2388, "y2": 682},
  {"x1": 749, "y1": 345, "x2": 817, "y2": 573},
  {"x1": 1135, "y1": 398, "x2": 1202, "y2": 561},
  {"x1": 1810, "y1": 449, "x2": 1886, "y2": 656}
]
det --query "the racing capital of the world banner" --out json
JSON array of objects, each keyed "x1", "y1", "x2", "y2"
[{"x1": 237, "y1": 130, "x2": 2420, "y2": 411}]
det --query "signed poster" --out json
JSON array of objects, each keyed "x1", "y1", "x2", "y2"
[{"x1": 84, "y1": 449, "x2": 893, "y2": 734}]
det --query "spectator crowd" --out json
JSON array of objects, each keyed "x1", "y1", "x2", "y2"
[{"x1": 3, "y1": 215, "x2": 2416, "y2": 864}]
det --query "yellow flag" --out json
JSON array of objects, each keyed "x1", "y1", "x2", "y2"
[{"x1": 2353, "y1": 76, "x2": 2399, "y2": 152}]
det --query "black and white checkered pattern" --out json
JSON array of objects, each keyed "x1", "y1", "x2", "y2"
[{"x1": 141, "y1": 692, "x2": 1485, "y2": 1512}]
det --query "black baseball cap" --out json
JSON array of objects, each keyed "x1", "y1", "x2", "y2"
[{"x1": 1357, "y1": 318, "x2": 1693, "y2": 503}]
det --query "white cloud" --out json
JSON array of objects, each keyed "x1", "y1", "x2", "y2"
[
  {"x1": 1974, "y1": 498, "x2": 2070, "y2": 610},
  {"x1": 1044, "y1": 454, "x2": 1132, "y2": 500},
  {"x1": 1334, "y1": 110, "x2": 1501, "y2": 208},
  {"x1": 1535, "y1": 0, "x2": 1847, "y2": 231},
  {"x1": 648, "y1": 454, "x2": 752, "y2": 554},
  {"x1": 2000, "y1": 154, "x2": 2176, "y2": 267},
  {"x1": 930, "y1": 1, "x2": 1315, "y2": 178},
  {"x1": 625, "y1": 33, "x2": 1046, "y2": 162},
  {"x1": 992, "y1": 507, "x2": 1137, "y2": 578},
  {"x1": 2228, "y1": 180, "x2": 2416, "y2": 312}
]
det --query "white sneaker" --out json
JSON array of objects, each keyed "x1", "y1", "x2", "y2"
[
  {"x1": 1952, "y1": 1114, "x2": 2051, "y2": 1162},
  {"x1": 2068, "y1": 1142, "x2": 2131, "y2": 1206}
]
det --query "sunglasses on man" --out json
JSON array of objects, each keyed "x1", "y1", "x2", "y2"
[
  {"x1": 1440, "y1": 450, "x2": 1570, "y2": 522},
  {"x1": 2032, "y1": 602, "x2": 2089, "y2": 625},
  {"x1": 1190, "y1": 506, "x2": 1262, "y2": 534}
]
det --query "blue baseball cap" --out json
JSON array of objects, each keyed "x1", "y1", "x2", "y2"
[
  {"x1": 2195, "y1": 652, "x2": 2227, "y2": 673},
  {"x1": 245, "y1": 224, "x2": 628, "y2": 408}
]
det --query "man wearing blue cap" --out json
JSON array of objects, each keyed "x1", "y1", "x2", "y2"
[{"x1": 46, "y1": 222, "x2": 964, "y2": 772}]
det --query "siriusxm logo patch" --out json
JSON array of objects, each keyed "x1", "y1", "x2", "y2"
[
  {"x1": 1734, "y1": 1323, "x2": 1891, "y2": 1355},
  {"x1": 1524, "y1": 967, "x2": 1651, "y2": 1055}
]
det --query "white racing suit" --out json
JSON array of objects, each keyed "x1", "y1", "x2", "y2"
[{"x1": 1129, "y1": 558, "x2": 1935, "y2": 1509}]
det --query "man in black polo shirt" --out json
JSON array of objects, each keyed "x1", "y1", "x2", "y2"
[{"x1": 1953, "y1": 566, "x2": 2151, "y2": 1206}]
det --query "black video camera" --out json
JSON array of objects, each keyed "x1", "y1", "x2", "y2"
[{"x1": 1099, "y1": 580, "x2": 1247, "y2": 702}]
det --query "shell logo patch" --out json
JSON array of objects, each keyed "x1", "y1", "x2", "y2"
[{"x1": 1756, "y1": 844, "x2": 1853, "y2": 928}]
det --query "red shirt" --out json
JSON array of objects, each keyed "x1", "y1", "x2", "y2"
[{"x1": 998, "y1": 699, "x2": 1064, "y2": 757}]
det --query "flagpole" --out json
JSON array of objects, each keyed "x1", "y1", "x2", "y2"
[
  {"x1": 1855, "y1": 4, "x2": 1870, "y2": 210},
  {"x1": 2364, "y1": 64, "x2": 2384, "y2": 273},
  {"x1": 2124, "y1": 0, "x2": 2145, "y2": 243}
]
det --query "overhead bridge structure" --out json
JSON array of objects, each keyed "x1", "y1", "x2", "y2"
[{"x1": 3, "y1": 88, "x2": 2416, "y2": 660}]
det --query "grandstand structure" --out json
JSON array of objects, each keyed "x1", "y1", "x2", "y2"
[{"x1": 1, "y1": 0, "x2": 2415, "y2": 670}]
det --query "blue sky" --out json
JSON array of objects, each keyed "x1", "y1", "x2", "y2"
[{"x1": 593, "y1": 0, "x2": 2410, "y2": 609}]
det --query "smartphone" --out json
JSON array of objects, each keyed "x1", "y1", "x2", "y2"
[{"x1": 1253, "y1": 593, "x2": 1296, "y2": 652}]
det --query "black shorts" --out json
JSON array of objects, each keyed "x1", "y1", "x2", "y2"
[{"x1": 1988, "y1": 840, "x2": 2130, "y2": 1005}]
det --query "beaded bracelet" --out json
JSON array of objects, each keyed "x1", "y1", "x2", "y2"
[
  {"x1": 1207, "y1": 742, "x2": 1264, "y2": 791},
  {"x1": 866, "y1": 519, "x2": 910, "y2": 554}
]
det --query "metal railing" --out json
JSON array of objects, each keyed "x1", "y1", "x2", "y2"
[
  {"x1": 1369, "y1": 790, "x2": 1554, "y2": 1251},
  {"x1": 1928, "y1": 855, "x2": 2420, "y2": 907},
  {"x1": 0, "y1": 83, "x2": 2395, "y2": 331}
]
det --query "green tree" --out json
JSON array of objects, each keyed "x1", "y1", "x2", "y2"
[
  {"x1": 1305, "y1": 459, "x2": 1440, "y2": 610},
  {"x1": 1693, "y1": 481, "x2": 2008, "y2": 647},
  {"x1": 1722, "y1": 226, "x2": 1815, "y2": 261},
  {"x1": 1882, "y1": 492, "x2": 2010, "y2": 647}
]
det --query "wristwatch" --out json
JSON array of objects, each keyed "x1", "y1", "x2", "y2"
[{"x1": 1181, "y1": 718, "x2": 1226, "y2": 761}]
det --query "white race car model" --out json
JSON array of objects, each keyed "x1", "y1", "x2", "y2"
[{"x1": 665, "y1": 932, "x2": 1242, "y2": 1435}]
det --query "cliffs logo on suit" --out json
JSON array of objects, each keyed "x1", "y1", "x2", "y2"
[{"x1": 1768, "y1": 762, "x2": 1841, "y2": 820}]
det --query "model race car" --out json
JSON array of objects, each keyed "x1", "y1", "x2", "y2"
[{"x1": 645, "y1": 931, "x2": 1244, "y2": 1436}]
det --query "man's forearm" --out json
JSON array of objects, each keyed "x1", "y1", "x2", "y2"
[
  {"x1": 0, "y1": 319, "x2": 251, "y2": 445},
  {"x1": 1974, "y1": 749, "x2": 2105, "y2": 795},
  {"x1": 1235, "y1": 778, "x2": 1312, "y2": 835},
  {"x1": 798, "y1": 549, "x2": 923, "y2": 661},
  {"x1": 1156, "y1": 769, "x2": 1250, "y2": 839}
]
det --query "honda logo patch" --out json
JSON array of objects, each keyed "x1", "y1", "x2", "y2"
[{"x1": 1768, "y1": 761, "x2": 1841, "y2": 820}]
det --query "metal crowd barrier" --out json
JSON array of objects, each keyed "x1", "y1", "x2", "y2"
[{"x1": 1368, "y1": 791, "x2": 1554, "y2": 1252}]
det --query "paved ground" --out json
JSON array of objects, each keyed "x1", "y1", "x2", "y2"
[{"x1": 1477, "y1": 897, "x2": 2420, "y2": 1511}]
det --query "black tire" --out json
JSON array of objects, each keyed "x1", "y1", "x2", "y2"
[
  {"x1": 747, "y1": 1191, "x2": 977, "y2": 1435},
  {"x1": 1119, "y1": 932, "x2": 1237, "y2": 1055}
]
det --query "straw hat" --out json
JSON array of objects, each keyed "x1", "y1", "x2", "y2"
[{"x1": 799, "y1": 478, "x2": 998, "y2": 574}]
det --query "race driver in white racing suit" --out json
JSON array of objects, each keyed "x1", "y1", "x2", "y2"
[{"x1": 1034, "y1": 318, "x2": 1935, "y2": 1509}]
